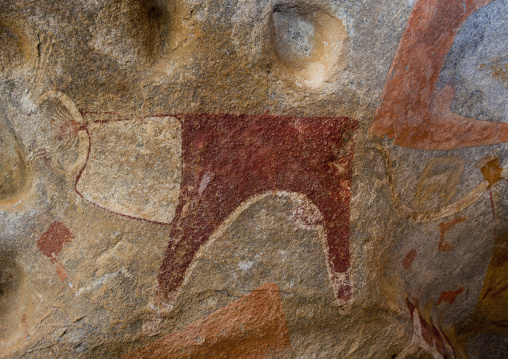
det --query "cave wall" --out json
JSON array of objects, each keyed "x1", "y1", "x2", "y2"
[{"x1": 0, "y1": 0, "x2": 506, "y2": 358}]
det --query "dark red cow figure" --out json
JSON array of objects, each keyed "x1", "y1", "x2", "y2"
[{"x1": 156, "y1": 113, "x2": 358, "y2": 306}]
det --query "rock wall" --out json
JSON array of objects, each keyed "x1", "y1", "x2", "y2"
[{"x1": 0, "y1": 0, "x2": 506, "y2": 358}]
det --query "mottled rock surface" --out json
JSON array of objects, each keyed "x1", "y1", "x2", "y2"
[{"x1": 0, "y1": 0, "x2": 506, "y2": 358}]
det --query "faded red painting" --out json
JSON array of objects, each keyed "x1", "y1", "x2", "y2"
[
  {"x1": 369, "y1": 0, "x2": 507, "y2": 150},
  {"x1": 406, "y1": 298, "x2": 456, "y2": 357},
  {"x1": 402, "y1": 249, "x2": 417, "y2": 270},
  {"x1": 156, "y1": 113, "x2": 357, "y2": 305},
  {"x1": 436, "y1": 287, "x2": 465, "y2": 305}
]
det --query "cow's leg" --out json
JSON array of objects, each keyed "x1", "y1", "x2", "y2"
[{"x1": 299, "y1": 171, "x2": 353, "y2": 304}]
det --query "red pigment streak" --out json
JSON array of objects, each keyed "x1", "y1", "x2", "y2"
[
  {"x1": 154, "y1": 113, "x2": 358, "y2": 303},
  {"x1": 405, "y1": 298, "x2": 455, "y2": 357},
  {"x1": 57, "y1": 119, "x2": 81, "y2": 138},
  {"x1": 22, "y1": 313, "x2": 29, "y2": 339},
  {"x1": 438, "y1": 217, "x2": 466, "y2": 252},
  {"x1": 402, "y1": 249, "x2": 417, "y2": 270},
  {"x1": 437, "y1": 287, "x2": 465, "y2": 305},
  {"x1": 369, "y1": 0, "x2": 506, "y2": 150},
  {"x1": 37, "y1": 222, "x2": 74, "y2": 263},
  {"x1": 54, "y1": 261, "x2": 68, "y2": 281},
  {"x1": 489, "y1": 188, "x2": 496, "y2": 220}
]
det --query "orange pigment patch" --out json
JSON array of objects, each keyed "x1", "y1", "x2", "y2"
[
  {"x1": 402, "y1": 249, "x2": 417, "y2": 270},
  {"x1": 437, "y1": 287, "x2": 465, "y2": 305},
  {"x1": 123, "y1": 283, "x2": 291, "y2": 359},
  {"x1": 481, "y1": 156, "x2": 503, "y2": 187},
  {"x1": 369, "y1": 0, "x2": 507, "y2": 150},
  {"x1": 438, "y1": 217, "x2": 466, "y2": 252},
  {"x1": 54, "y1": 261, "x2": 68, "y2": 281}
]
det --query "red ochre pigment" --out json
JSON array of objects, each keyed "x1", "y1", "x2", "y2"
[
  {"x1": 155, "y1": 113, "x2": 358, "y2": 304},
  {"x1": 37, "y1": 221, "x2": 73, "y2": 263},
  {"x1": 369, "y1": 0, "x2": 507, "y2": 150},
  {"x1": 76, "y1": 112, "x2": 357, "y2": 304},
  {"x1": 37, "y1": 221, "x2": 74, "y2": 281}
]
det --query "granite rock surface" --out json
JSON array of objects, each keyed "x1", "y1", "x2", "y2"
[{"x1": 0, "y1": 0, "x2": 506, "y2": 358}]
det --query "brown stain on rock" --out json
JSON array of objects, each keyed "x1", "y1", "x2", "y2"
[
  {"x1": 402, "y1": 249, "x2": 417, "y2": 270},
  {"x1": 369, "y1": 0, "x2": 508, "y2": 150},
  {"x1": 480, "y1": 156, "x2": 503, "y2": 188},
  {"x1": 481, "y1": 59, "x2": 508, "y2": 82},
  {"x1": 123, "y1": 283, "x2": 291, "y2": 359},
  {"x1": 467, "y1": 233, "x2": 508, "y2": 334},
  {"x1": 436, "y1": 287, "x2": 465, "y2": 305},
  {"x1": 438, "y1": 217, "x2": 466, "y2": 252}
]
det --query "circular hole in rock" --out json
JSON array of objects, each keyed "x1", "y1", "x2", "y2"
[
  {"x1": 0, "y1": 255, "x2": 23, "y2": 313},
  {"x1": 0, "y1": 18, "x2": 37, "y2": 76},
  {"x1": 0, "y1": 252, "x2": 27, "y2": 349},
  {"x1": 270, "y1": 4, "x2": 348, "y2": 86},
  {"x1": 0, "y1": 24, "x2": 24, "y2": 72},
  {"x1": 0, "y1": 117, "x2": 30, "y2": 205}
]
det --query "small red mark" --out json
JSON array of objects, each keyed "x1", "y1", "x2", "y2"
[
  {"x1": 58, "y1": 120, "x2": 81, "y2": 138},
  {"x1": 438, "y1": 217, "x2": 466, "y2": 252},
  {"x1": 54, "y1": 261, "x2": 68, "y2": 281},
  {"x1": 21, "y1": 313, "x2": 29, "y2": 339},
  {"x1": 37, "y1": 222, "x2": 73, "y2": 263},
  {"x1": 437, "y1": 287, "x2": 465, "y2": 305},
  {"x1": 402, "y1": 249, "x2": 417, "y2": 270},
  {"x1": 37, "y1": 222, "x2": 73, "y2": 281}
]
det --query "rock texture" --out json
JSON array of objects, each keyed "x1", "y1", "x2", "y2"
[{"x1": 0, "y1": 0, "x2": 506, "y2": 358}]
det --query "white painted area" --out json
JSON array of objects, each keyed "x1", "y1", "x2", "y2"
[
  {"x1": 76, "y1": 268, "x2": 130, "y2": 295},
  {"x1": 198, "y1": 172, "x2": 213, "y2": 196},
  {"x1": 238, "y1": 260, "x2": 254, "y2": 271}
]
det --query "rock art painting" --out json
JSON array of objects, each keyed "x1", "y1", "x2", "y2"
[
  {"x1": 76, "y1": 115, "x2": 182, "y2": 224},
  {"x1": 123, "y1": 283, "x2": 291, "y2": 359},
  {"x1": 369, "y1": 0, "x2": 508, "y2": 150},
  {"x1": 370, "y1": 1, "x2": 508, "y2": 357},
  {"x1": 155, "y1": 113, "x2": 357, "y2": 306},
  {"x1": 37, "y1": 221, "x2": 73, "y2": 281},
  {"x1": 406, "y1": 298, "x2": 456, "y2": 358},
  {"x1": 74, "y1": 111, "x2": 357, "y2": 306},
  {"x1": 1, "y1": 0, "x2": 506, "y2": 357}
]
